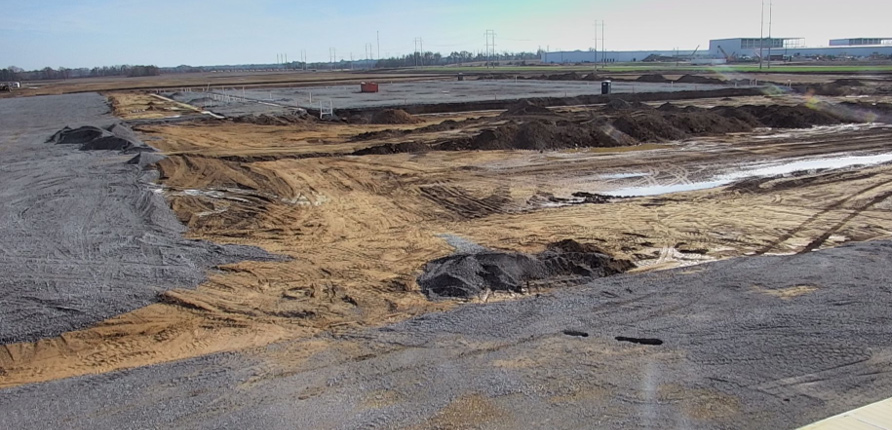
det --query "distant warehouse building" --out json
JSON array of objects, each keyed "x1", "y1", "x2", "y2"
[
  {"x1": 540, "y1": 37, "x2": 892, "y2": 63},
  {"x1": 708, "y1": 37, "x2": 892, "y2": 59},
  {"x1": 830, "y1": 37, "x2": 892, "y2": 46}
]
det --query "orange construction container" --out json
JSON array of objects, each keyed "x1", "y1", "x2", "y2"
[{"x1": 360, "y1": 82, "x2": 379, "y2": 93}]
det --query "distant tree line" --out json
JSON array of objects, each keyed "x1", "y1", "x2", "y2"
[
  {"x1": 374, "y1": 51, "x2": 540, "y2": 68},
  {"x1": 2, "y1": 49, "x2": 545, "y2": 81},
  {"x1": 2, "y1": 64, "x2": 160, "y2": 81}
]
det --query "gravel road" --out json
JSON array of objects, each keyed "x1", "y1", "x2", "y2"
[
  {"x1": 2, "y1": 239, "x2": 891, "y2": 429},
  {"x1": 0, "y1": 93, "x2": 279, "y2": 343}
]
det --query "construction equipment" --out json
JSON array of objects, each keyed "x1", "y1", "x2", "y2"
[
  {"x1": 716, "y1": 45, "x2": 735, "y2": 62},
  {"x1": 0, "y1": 84, "x2": 10, "y2": 92}
]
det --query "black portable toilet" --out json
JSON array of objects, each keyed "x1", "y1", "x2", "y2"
[
  {"x1": 458, "y1": 73, "x2": 464, "y2": 81},
  {"x1": 601, "y1": 81, "x2": 612, "y2": 95}
]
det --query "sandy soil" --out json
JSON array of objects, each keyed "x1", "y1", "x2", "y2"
[{"x1": 4, "y1": 94, "x2": 892, "y2": 388}]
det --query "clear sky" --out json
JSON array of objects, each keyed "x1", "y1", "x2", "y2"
[{"x1": 2, "y1": 0, "x2": 890, "y2": 69}]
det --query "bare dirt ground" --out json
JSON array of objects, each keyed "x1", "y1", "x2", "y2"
[{"x1": 4, "y1": 85, "x2": 892, "y2": 390}]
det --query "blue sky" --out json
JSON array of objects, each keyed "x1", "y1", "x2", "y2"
[{"x1": 2, "y1": 0, "x2": 890, "y2": 69}]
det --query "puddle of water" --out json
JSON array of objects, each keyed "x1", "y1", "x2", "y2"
[
  {"x1": 604, "y1": 152, "x2": 892, "y2": 197},
  {"x1": 752, "y1": 123, "x2": 892, "y2": 140},
  {"x1": 598, "y1": 172, "x2": 648, "y2": 180}
]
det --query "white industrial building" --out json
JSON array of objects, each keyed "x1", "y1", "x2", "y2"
[{"x1": 541, "y1": 37, "x2": 892, "y2": 63}]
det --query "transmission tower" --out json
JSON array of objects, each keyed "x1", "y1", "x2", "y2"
[{"x1": 484, "y1": 30, "x2": 497, "y2": 67}]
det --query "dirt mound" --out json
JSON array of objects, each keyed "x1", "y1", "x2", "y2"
[
  {"x1": 353, "y1": 141, "x2": 431, "y2": 155},
  {"x1": 370, "y1": 109, "x2": 422, "y2": 125},
  {"x1": 547, "y1": 72, "x2": 582, "y2": 81},
  {"x1": 636, "y1": 74, "x2": 671, "y2": 83},
  {"x1": 417, "y1": 240, "x2": 633, "y2": 299},
  {"x1": 832, "y1": 79, "x2": 865, "y2": 87},
  {"x1": 581, "y1": 73, "x2": 604, "y2": 81},
  {"x1": 46, "y1": 124, "x2": 149, "y2": 152},
  {"x1": 231, "y1": 113, "x2": 307, "y2": 126},
  {"x1": 735, "y1": 104, "x2": 843, "y2": 129},
  {"x1": 439, "y1": 119, "x2": 630, "y2": 152},
  {"x1": 675, "y1": 74, "x2": 726, "y2": 85},
  {"x1": 612, "y1": 114, "x2": 687, "y2": 141},
  {"x1": 46, "y1": 126, "x2": 106, "y2": 144},
  {"x1": 500, "y1": 100, "x2": 555, "y2": 117},
  {"x1": 605, "y1": 98, "x2": 634, "y2": 111}
]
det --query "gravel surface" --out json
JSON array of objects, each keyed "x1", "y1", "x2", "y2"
[
  {"x1": 0, "y1": 93, "x2": 280, "y2": 343},
  {"x1": 3, "y1": 239, "x2": 891, "y2": 429},
  {"x1": 169, "y1": 80, "x2": 734, "y2": 113}
]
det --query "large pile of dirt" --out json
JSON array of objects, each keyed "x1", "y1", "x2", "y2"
[
  {"x1": 46, "y1": 124, "x2": 151, "y2": 152},
  {"x1": 417, "y1": 239, "x2": 633, "y2": 299},
  {"x1": 732, "y1": 104, "x2": 844, "y2": 129},
  {"x1": 231, "y1": 113, "x2": 307, "y2": 126},
  {"x1": 438, "y1": 119, "x2": 631, "y2": 152},
  {"x1": 500, "y1": 100, "x2": 555, "y2": 117},
  {"x1": 370, "y1": 109, "x2": 422, "y2": 125},
  {"x1": 675, "y1": 74, "x2": 726, "y2": 85},
  {"x1": 546, "y1": 72, "x2": 582, "y2": 81}
]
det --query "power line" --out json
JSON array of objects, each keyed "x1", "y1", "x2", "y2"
[{"x1": 484, "y1": 30, "x2": 496, "y2": 67}]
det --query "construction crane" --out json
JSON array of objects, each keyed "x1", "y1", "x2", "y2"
[
  {"x1": 716, "y1": 45, "x2": 734, "y2": 62},
  {"x1": 689, "y1": 45, "x2": 701, "y2": 60}
]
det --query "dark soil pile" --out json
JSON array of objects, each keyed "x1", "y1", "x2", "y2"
[
  {"x1": 636, "y1": 74, "x2": 671, "y2": 83},
  {"x1": 500, "y1": 100, "x2": 555, "y2": 117},
  {"x1": 612, "y1": 114, "x2": 687, "y2": 141},
  {"x1": 231, "y1": 113, "x2": 307, "y2": 126},
  {"x1": 370, "y1": 109, "x2": 423, "y2": 125},
  {"x1": 547, "y1": 72, "x2": 582, "y2": 81},
  {"x1": 437, "y1": 119, "x2": 629, "y2": 152},
  {"x1": 581, "y1": 73, "x2": 604, "y2": 81},
  {"x1": 417, "y1": 239, "x2": 633, "y2": 299},
  {"x1": 46, "y1": 124, "x2": 150, "y2": 152},
  {"x1": 675, "y1": 74, "x2": 726, "y2": 85},
  {"x1": 832, "y1": 79, "x2": 865, "y2": 87},
  {"x1": 350, "y1": 118, "x2": 472, "y2": 142},
  {"x1": 733, "y1": 104, "x2": 843, "y2": 129},
  {"x1": 352, "y1": 141, "x2": 431, "y2": 155},
  {"x1": 352, "y1": 102, "x2": 869, "y2": 156}
]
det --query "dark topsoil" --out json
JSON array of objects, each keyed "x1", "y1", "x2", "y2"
[
  {"x1": 353, "y1": 99, "x2": 889, "y2": 155},
  {"x1": 418, "y1": 239, "x2": 634, "y2": 299}
]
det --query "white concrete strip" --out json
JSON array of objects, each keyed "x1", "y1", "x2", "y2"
[{"x1": 800, "y1": 398, "x2": 892, "y2": 430}]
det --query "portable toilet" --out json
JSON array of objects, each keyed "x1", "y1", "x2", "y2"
[{"x1": 601, "y1": 81, "x2": 612, "y2": 95}]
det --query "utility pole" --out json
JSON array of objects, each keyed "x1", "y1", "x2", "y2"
[
  {"x1": 601, "y1": 20, "x2": 605, "y2": 65},
  {"x1": 413, "y1": 37, "x2": 424, "y2": 68},
  {"x1": 759, "y1": 0, "x2": 765, "y2": 70},
  {"x1": 377, "y1": 30, "x2": 380, "y2": 61},
  {"x1": 767, "y1": 0, "x2": 773, "y2": 69},
  {"x1": 485, "y1": 30, "x2": 497, "y2": 68},
  {"x1": 594, "y1": 21, "x2": 599, "y2": 65}
]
